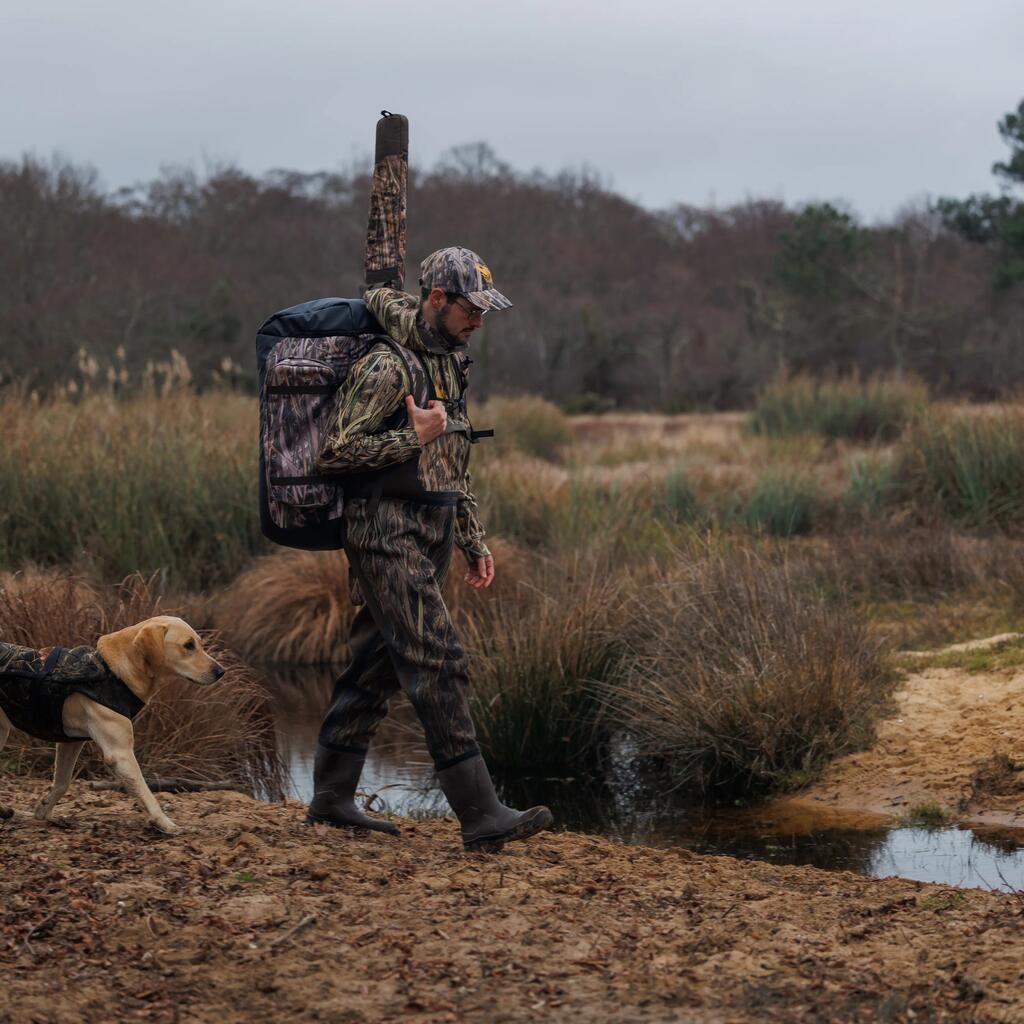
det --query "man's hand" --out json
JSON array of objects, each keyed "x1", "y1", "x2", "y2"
[
  {"x1": 465, "y1": 554, "x2": 495, "y2": 589},
  {"x1": 405, "y1": 394, "x2": 446, "y2": 444}
]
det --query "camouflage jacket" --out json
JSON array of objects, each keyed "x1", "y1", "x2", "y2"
[{"x1": 317, "y1": 288, "x2": 490, "y2": 562}]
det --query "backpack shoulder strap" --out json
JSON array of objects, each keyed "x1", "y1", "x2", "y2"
[{"x1": 370, "y1": 335, "x2": 435, "y2": 405}]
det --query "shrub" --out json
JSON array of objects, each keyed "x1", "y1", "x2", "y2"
[
  {"x1": 0, "y1": 571, "x2": 283, "y2": 795},
  {"x1": 749, "y1": 373, "x2": 927, "y2": 442},
  {"x1": 741, "y1": 473, "x2": 817, "y2": 536},
  {"x1": 606, "y1": 551, "x2": 893, "y2": 797},
  {"x1": 895, "y1": 408, "x2": 1024, "y2": 529},
  {"x1": 476, "y1": 395, "x2": 571, "y2": 461}
]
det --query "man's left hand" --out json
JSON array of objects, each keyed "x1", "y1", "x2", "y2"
[{"x1": 465, "y1": 554, "x2": 495, "y2": 588}]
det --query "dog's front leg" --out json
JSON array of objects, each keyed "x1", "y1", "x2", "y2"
[
  {"x1": 81, "y1": 703, "x2": 179, "y2": 834},
  {"x1": 33, "y1": 741, "x2": 86, "y2": 820}
]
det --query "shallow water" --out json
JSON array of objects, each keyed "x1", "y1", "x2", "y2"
[{"x1": 263, "y1": 664, "x2": 1024, "y2": 894}]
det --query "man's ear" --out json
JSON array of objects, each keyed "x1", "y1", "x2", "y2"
[{"x1": 132, "y1": 623, "x2": 168, "y2": 673}]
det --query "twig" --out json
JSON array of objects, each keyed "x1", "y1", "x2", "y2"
[
  {"x1": 24, "y1": 913, "x2": 56, "y2": 956},
  {"x1": 269, "y1": 914, "x2": 317, "y2": 950},
  {"x1": 90, "y1": 778, "x2": 246, "y2": 794}
]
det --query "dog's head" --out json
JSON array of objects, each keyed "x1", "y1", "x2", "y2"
[{"x1": 99, "y1": 615, "x2": 226, "y2": 696}]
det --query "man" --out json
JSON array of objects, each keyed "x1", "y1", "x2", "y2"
[{"x1": 305, "y1": 246, "x2": 553, "y2": 852}]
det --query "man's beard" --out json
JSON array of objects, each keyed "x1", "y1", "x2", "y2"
[{"x1": 434, "y1": 303, "x2": 465, "y2": 350}]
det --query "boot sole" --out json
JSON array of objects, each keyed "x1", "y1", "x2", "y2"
[
  {"x1": 463, "y1": 807, "x2": 554, "y2": 853},
  {"x1": 304, "y1": 811, "x2": 399, "y2": 836}
]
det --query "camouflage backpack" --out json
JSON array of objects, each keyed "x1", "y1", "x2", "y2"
[{"x1": 256, "y1": 297, "x2": 431, "y2": 550}]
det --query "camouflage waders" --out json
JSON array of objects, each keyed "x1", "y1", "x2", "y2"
[{"x1": 317, "y1": 496, "x2": 479, "y2": 770}]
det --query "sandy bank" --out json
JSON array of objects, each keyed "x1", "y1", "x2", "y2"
[
  {"x1": 776, "y1": 638, "x2": 1024, "y2": 831},
  {"x1": 2, "y1": 780, "x2": 1024, "y2": 1022}
]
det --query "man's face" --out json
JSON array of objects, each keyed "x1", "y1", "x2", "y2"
[{"x1": 430, "y1": 288, "x2": 486, "y2": 344}]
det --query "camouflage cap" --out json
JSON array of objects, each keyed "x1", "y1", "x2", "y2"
[{"x1": 419, "y1": 247, "x2": 513, "y2": 312}]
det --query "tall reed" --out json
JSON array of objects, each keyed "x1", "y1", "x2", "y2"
[{"x1": 0, "y1": 393, "x2": 266, "y2": 591}]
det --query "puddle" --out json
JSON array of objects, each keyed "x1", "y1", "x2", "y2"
[{"x1": 262, "y1": 663, "x2": 1024, "y2": 894}]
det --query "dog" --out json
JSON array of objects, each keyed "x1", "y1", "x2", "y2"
[{"x1": 0, "y1": 616, "x2": 224, "y2": 834}]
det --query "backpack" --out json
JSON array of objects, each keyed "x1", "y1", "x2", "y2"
[{"x1": 256, "y1": 297, "x2": 432, "y2": 550}]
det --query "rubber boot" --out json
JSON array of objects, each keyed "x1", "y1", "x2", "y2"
[
  {"x1": 305, "y1": 746, "x2": 399, "y2": 836},
  {"x1": 436, "y1": 756, "x2": 553, "y2": 852}
]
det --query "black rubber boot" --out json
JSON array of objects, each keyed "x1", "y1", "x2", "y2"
[
  {"x1": 305, "y1": 746, "x2": 399, "y2": 836},
  {"x1": 436, "y1": 756, "x2": 553, "y2": 852}
]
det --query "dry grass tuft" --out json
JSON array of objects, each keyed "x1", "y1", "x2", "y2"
[
  {"x1": 457, "y1": 555, "x2": 630, "y2": 773},
  {"x1": 215, "y1": 549, "x2": 355, "y2": 665},
  {"x1": 607, "y1": 549, "x2": 893, "y2": 798},
  {"x1": 0, "y1": 571, "x2": 283, "y2": 795}
]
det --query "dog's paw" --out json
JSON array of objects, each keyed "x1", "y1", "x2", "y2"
[
  {"x1": 151, "y1": 816, "x2": 180, "y2": 835},
  {"x1": 0, "y1": 804, "x2": 14, "y2": 821}
]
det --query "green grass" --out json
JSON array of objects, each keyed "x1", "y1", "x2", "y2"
[
  {"x1": 904, "y1": 802, "x2": 951, "y2": 827},
  {"x1": 749, "y1": 373, "x2": 927, "y2": 442}
]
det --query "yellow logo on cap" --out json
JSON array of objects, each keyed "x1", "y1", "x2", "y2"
[{"x1": 476, "y1": 263, "x2": 492, "y2": 285}]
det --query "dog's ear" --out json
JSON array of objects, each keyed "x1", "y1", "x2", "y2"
[{"x1": 132, "y1": 623, "x2": 168, "y2": 674}]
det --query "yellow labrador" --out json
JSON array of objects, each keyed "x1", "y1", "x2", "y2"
[{"x1": 0, "y1": 616, "x2": 224, "y2": 833}]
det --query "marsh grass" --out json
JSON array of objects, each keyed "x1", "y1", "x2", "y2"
[
  {"x1": 608, "y1": 550, "x2": 893, "y2": 798},
  {"x1": 750, "y1": 373, "x2": 927, "y2": 442},
  {"x1": 740, "y1": 473, "x2": 817, "y2": 537},
  {"x1": 0, "y1": 570, "x2": 283, "y2": 795},
  {"x1": 896, "y1": 408, "x2": 1024, "y2": 529},
  {"x1": 0, "y1": 393, "x2": 266, "y2": 591},
  {"x1": 456, "y1": 557, "x2": 630, "y2": 773}
]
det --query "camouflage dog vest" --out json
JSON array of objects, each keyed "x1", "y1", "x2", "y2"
[{"x1": 0, "y1": 642, "x2": 144, "y2": 743}]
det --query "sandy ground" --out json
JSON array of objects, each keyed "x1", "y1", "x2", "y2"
[
  {"x1": 3, "y1": 779, "x2": 1024, "y2": 1024},
  {"x1": 777, "y1": 638, "x2": 1024, "y2": 830}
]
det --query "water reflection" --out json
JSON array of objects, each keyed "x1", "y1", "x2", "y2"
[{"x1": 258, "y1": 663, "x2": 1024, "y2": 892}]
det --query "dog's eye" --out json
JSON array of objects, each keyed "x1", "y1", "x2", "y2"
[{"x1": 184, "y1": 639, "x2": 196, "y2": 651}]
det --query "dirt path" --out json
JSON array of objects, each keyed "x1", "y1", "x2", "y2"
[
  {"x1": 2, "y1": 779, "x2": 1024, "y2": 1023},
  {"x1": 777, "y1": 636, "x2": 1024, "y2": 830}
]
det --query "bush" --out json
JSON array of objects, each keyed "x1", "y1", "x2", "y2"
[
  {"x1": 476, "y1": 395, "x2": 571, "y2": 461},
  {"x1": 606, "y1": 551, "x2": 893, "y2": 797},
  {"x1": 749, "y1": 373, "x2": 927, "y2": 442},
  {"x1": 895, "y1": 408, "x2": 1024, "y2": 529},
  {"x1": 0, "y1": 570, "x2": 283, "y2": 795}
]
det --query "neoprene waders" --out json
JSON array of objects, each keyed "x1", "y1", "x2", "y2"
[
  {"x1": 437, "y1": 755, "x2": 553, "y2": 852},
  {"x1": 305, "y1": 745, "x2": 399, "y2": 836}
]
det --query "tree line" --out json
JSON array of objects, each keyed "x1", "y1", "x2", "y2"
[{"x1": 2, "y1": 99, "x2": 1022, "y2": 409}]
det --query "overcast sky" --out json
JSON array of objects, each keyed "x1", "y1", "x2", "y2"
[{"x1": 2, "y1": 0, "x2": 1021, "y2": 221}]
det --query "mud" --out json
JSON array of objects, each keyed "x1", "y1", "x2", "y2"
[{"x1": 3, "y1": 778, "x2": 1024, "y2": 1023}]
